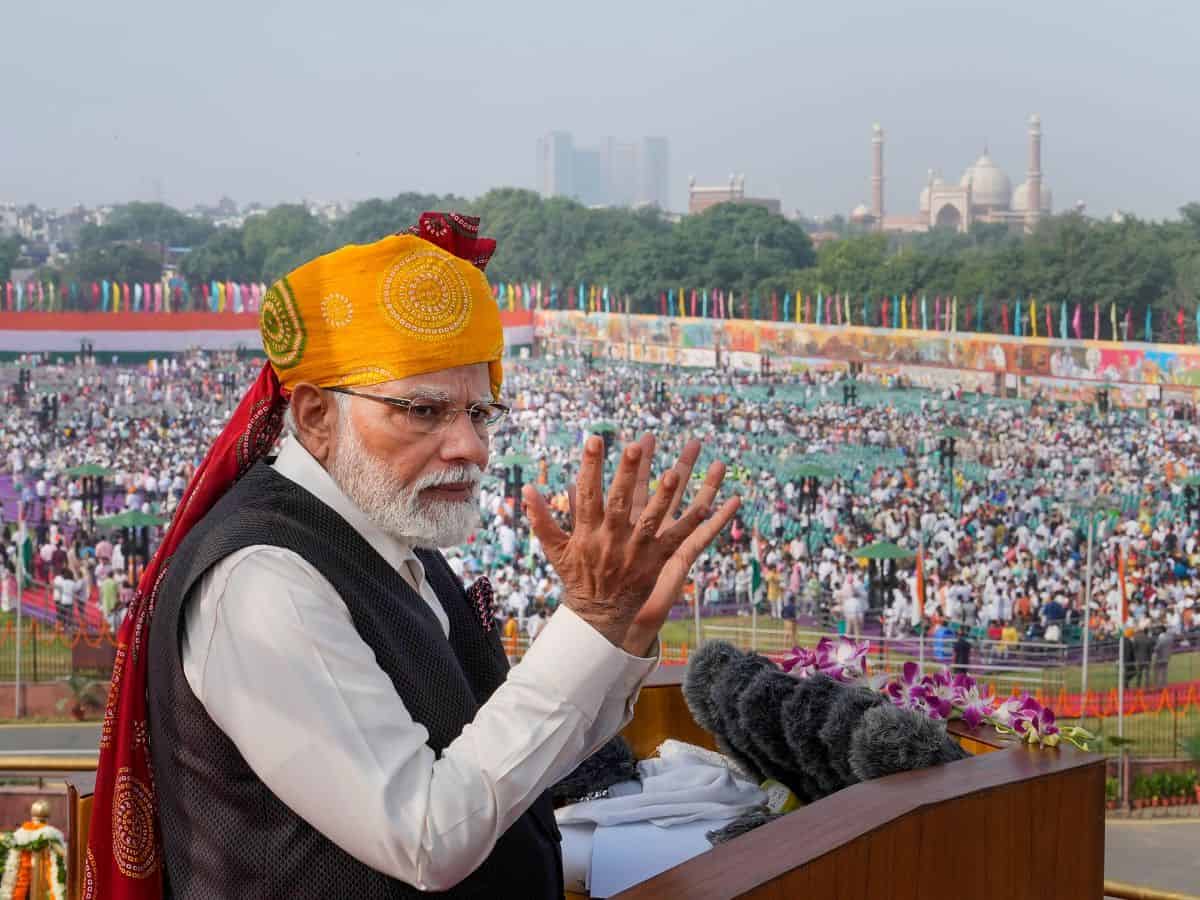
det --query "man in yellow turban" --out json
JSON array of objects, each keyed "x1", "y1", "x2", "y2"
[{"x1": 88, "y1": 212, "x2": 740, "y2": 899}]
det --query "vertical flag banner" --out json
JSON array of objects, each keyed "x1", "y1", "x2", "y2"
[
  {"x1": 900, "y1": 294, "x2": 908, "y2": 330},
  {"x1": 1030, "y1": 299, "x2": 1037, "y2": 338},
  {"x1": 1059, "y1": 301, "x2": 1067, "y2": 339}
]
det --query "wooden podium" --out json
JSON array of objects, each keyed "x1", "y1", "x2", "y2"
[
  {"x1": 63, "y1": 668, "x2": 1105, "y2": 900},
  {"x1": 590, "y1": 668, "x2": 1106, "y2": 900}
]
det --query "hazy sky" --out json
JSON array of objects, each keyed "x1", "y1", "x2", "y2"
[{"x1": 2, "y1": 0, "x2": 1196, "y2": 220}]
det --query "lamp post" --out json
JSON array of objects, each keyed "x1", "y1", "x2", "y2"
[{"x1": 1067, "y1": 490, "x2": 1121, "y2": 708}]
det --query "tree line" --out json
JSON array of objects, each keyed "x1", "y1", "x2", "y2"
[{"x1": 10, "y1": 192, "x2": 1200, "y2": 322}]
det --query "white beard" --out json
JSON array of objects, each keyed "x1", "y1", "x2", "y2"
[{"x1": 327, "y1": 418, "x2": 482, "y2": 550}]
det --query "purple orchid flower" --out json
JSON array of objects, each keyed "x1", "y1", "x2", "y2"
[
  {"x1": 781, "y1": 646, "x2": 818, "y2": 678},
  {"x1": 885, "y1": 661, "x2": 929, "y2": 711},
  {"x1": 1010, "y1": 697, "x2": 1061, "y2": 747},
  {"x1": 988, "y1": 694, "x2": 1031, "y2": 727},
  {"x1": 813, "y1": 636, "x2": 870, "y2": 683},
  {"x1": 920, "y1": 670, "x2": 956, "y2": 719},
  {"x1": 950, "y1": 676, "x2": 997, "y2": 729}
]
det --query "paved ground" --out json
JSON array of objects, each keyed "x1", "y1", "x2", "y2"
[
  {"x1": 1106, "y1": 819, "x2": 1200, "y2": 895},
  {"x1": 0, "y1": 723, "x2": 101, "y2": 753}
]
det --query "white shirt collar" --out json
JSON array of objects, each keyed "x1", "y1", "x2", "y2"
[{"x1": 272, "y1": 433, "x2": 426, "y2": 585}]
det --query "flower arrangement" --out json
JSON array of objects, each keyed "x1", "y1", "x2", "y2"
[
  {"x1": 0, "y1": 821, "x2": 68, "y2": 900},
  {"x1": 781, "y1": 637, "x2": 1095, "y2": 752}
]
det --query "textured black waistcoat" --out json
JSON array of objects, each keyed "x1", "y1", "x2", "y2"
[{"x1": 147, "y1": 461, "x2": 562, "y2": 899}]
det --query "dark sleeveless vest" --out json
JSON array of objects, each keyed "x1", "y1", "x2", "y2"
[{"x1": 147, "y1": 461, "x2": 563, "y2": 899}]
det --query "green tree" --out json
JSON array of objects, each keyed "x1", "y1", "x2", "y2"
[
  {"x1": 67, "y1": 244, "x2": 163, "y2": 284},
  {"x1": 242, "y1": 205, "x2": 328, "y2": 281},
  {"x1": 179, "y1": 228, "x2": 255, "y2": 283},
  {"x1": 81, "y1": 202, "x2": 214, "y2": 250},
  {"x1": 0, "y1": 235, "x2": 21, "y2": 282}
]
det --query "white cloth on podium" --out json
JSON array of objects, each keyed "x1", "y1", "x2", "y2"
[{"x1": 555, "y1": 741, "x2": 765, "y2": 828}]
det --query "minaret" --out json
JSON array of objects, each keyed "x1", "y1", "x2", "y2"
[
  {"x1": 1026, "y1": 114, "x2": 1042, "y2": 231},
  {"x1": 871, "y1": 123, "x2": 884, "y2": 229}
]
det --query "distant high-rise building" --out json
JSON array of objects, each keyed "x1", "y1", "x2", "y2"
[
  {"x1": 535, "y1": 132, "x2": 670, "y2": 210},
  {"x1": 536, "y1": 131, "x2": 575, "y2": 199},
  {"x1": 639, "y1": 137, "x2": 670, "y2": 211}
]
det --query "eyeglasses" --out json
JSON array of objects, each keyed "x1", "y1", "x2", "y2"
[{"x1": 326, "y1": 387, "x2": 510, "y2": 434}]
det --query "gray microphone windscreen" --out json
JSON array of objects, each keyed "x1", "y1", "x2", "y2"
[
  {"x1": 848, "y1": 704, "x2": 969, "y2": 782},
  {"x1": 781, "y1": 674, "x2": 846, "y2": 798}
]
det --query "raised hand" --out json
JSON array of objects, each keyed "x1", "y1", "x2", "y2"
[{"x1": 523, "y1": 434, "x2": 739, "y2": 657}]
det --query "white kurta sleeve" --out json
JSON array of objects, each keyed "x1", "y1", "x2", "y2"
[{"x1": 181, "y1": 546, "x2": 657, "y2": 891}]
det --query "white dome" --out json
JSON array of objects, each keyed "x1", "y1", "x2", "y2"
[
  {"x1": 850, "y1": 203, "x2": 872, "y2": 220},
  {"x1": 919, "y1": 175, "x2": 947, "y2": 213},
  {"x1": 1012, "y1": 180, "x2": 1052, "y2": 213},
  {"x1": 960, "y1": 153, "x2": 1012, "y2": 209}
]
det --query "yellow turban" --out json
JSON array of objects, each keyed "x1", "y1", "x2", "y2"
[{"x1": 259, "y1": 220, "x2": 504, "y2": 398}]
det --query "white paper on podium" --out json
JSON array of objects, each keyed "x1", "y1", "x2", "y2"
[
  {"x1": 587, "y1": 819, "x2": 733, "y2": 898},
  {"x1": 560, "y1": 823, "x2": 595, "y2": 893}
]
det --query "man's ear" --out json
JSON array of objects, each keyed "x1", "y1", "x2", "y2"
[{"x1": 290, "y1": 384, "x2": 341, "y2": 465}]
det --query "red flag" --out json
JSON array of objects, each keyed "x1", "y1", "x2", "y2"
[
  {"x1": 660, "y1": 292, "x2": 667, "y2": 316},
  {"x1": 1073, "y1": 303, "x2": 1082, "y2": 339},
  {"x1": 771, "y1": 291, "x2": 778, "y2": 321},
  {"x1": 1001, "y1": 302, "x2": 1010, "y2": 334},
  {"x1": 805, "y1": 295, "x2": 811, "y2": 324},
  {"x1": 1178, "y1": 308, "x2": 1185, "y2": 344},
  {"x1": 1045, "y1": 303, "x2": 1053, "y2": 338}
]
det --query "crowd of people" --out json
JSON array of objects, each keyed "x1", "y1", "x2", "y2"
[{"x1": 2, "y1": 347, "x2": 1199, "y2": 677}]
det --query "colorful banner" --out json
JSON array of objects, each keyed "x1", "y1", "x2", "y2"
[{"x1": 534, "y1": 310, "x2": 1200, "y2": 387}]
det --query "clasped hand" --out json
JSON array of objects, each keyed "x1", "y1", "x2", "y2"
[{"x1": 523, "y1": 434, "x2": 739, "y2": 657}]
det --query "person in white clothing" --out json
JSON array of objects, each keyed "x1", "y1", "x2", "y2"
[{"x1": 95, "y1": 220, "x2": 741, "y2": 899}]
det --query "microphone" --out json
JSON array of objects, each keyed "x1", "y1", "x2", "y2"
[
  {"x1": 709, "y1": 652, "x2": 775, "y2": 781},
  {"x1": 847, "y1": 704, "x2": 968, "y2": 781},
  {"x1": 684, "y1": 641, "x2": 969, "y2": 806},
  {"x1": 818, "y1": 685, "x2": 888, "y2": 787},
  {"x1": 735, "y1": 667, "x2": 819, "y2": 802},
  {"x1": 682, "y1": 641, "x2": 758, "y2": 774},
  {"x1": 781, "y1": 674, "x2": 845, "y2": 797}
]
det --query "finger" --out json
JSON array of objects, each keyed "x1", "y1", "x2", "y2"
[
  {"x1": 522, "y1": 484, "x2": 569, "y2": 559},
  {"x1": 632, "y1": 468, "x2": 678, "y2": 547},
  {"x1": 682, "y1": 495, "x2": 742, "y2": 558},
  {"x1": 628, "y1": 434, "x2": 656, "y2": 525},
  {"x1": 656, "y1": 497, "x2": 717, "y2": 557},
  {"x1": 604, "y1": 442, "x2": 644, "y2": 531},
  {"x1": 574, "y1": 435, "x2": 605, "y2": 530},
  {"x1": 686, "y1": 460, "x2": 727, "y2": 521},
  {"x1": 636, "y1": 495, "x2": 742, "y2": 629},
  {"x1": 664, "y1": 439, "x2": 702, "y2": 521},
  {"x1": 567, "y1": 485, "x2": 577, "y2": 530}
]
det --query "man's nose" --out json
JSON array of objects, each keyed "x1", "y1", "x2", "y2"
[{"x1": 439, "y1": 413, "x2": 489, "y2": 470}]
